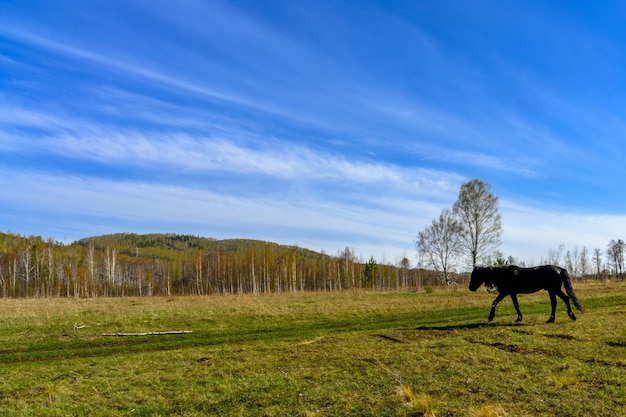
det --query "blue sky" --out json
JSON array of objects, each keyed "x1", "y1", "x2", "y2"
[{"x1": 2, "y1": 0, "x2": 626, "y2": 266}]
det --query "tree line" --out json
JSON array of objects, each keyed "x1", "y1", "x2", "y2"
[
  {"x1": 514, "y1": 239, "x2": 625, "y2": 280},
  {"x1": 0, "y1": 231, "x2": 450, "y2": 299}
]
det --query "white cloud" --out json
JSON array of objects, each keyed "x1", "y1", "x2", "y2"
[
  {"x1": 4, "y1": 164, "x2": 620, "y2": 266},
  {"x1": 500, "y1": 201, "x2": 624, "y2": 264},
  {"x1": 410, "y1": 142, "x2": 538, "y2": 176},
  {"x1": 2, "y1": 118, "x2": 464, "y2": 194},
  {"x1": 0, "y1": 24, "x2": 282, "y2": 113},
  {"x1": 0, "y1": 168, "x2": 438, "y2": 260},
  {"x1": 0, "y1": 105, "x2": 72, "y2": 131}
]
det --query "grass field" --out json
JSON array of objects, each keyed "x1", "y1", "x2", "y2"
[{"x1": 0, "y1": 282, "x2": 625, "y2": 416}]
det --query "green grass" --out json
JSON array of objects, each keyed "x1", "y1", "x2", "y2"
[{"x1": 0, "y1": 283, "x2": 625, "y2": 416}]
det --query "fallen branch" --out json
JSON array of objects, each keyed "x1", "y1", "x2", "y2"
[
  {"x1": 102, "y1": 330, "x2": 193, "y2": 337},
  {"x1": 299, "y1": 336, "x2": 326, "y2": 345}
]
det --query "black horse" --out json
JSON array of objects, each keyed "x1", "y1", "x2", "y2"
[{"x1": 469, "y1": 265, "x2": 584, "y2": 323}]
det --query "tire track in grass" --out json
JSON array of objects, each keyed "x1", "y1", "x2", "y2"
[{"x1": 0, "y1": 312, "x2": 418, "y2": 365}]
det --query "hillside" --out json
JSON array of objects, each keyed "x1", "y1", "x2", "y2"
[{"x1": 76, "y1": 233, "x2": 324, "y2": 263}]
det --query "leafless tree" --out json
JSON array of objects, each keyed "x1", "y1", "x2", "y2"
[
  {"x1": 104, "y1": 247, "x2": 118, "y2": 296},
  {"x1": 607, "y1": 239, "x2": 624, "y2": 279},
  {"x1": 566, "y1": 247, "x2": 580, "y2": 278},
  {"x1": 452, "y1": 179, "x2": 502, "y2": 268},
  {"x1": 548, "y1": 244, "x2": 565, "y2": 266},
  {"x1": 579, "y1": 246, "x2": 589, "y2": 278},
  {"x1": 18, "y1": 240, "x2": 34, "y2": 296},
  {"x1": 417, "y1": 208, "x2": 462, "y2": 286},
  {"x1": 0, "y1": 253, "x2": 5, "y2": 298},
  {"x1": 593, "y1": 248, "x2": 603, "y2": 279},
  {"x1": 399, "y1": 256, "x2": 410, "y2": 288}
]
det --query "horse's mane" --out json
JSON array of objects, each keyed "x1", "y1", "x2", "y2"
[
  {"x1": 484, "y1": 267, "x2": 498, "y2": 290},
  {"x1": 475, "y1": 265, "x2": 518, "y2": 289}
]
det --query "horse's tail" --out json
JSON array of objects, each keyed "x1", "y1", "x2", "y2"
[{"x1": 562, "y1": 268, "x2": 585, "y2": 312}]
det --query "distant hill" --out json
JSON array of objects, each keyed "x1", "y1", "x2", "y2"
[{"x1": 75, "y1": 233, "x2": 326, "y2": 262}]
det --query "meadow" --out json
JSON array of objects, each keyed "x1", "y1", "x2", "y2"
[{"x1": 0, "y1": 282, "x2": 624, "y2": 416}]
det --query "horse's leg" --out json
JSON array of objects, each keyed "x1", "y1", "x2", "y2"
[
  {"x1": 555, "y1": 289, "x2": 576, "y2": 320},
  {"x1": 488, "y1": 293, "x2": 506, "y2": 322},
  {"x1": 547, "y1": 291, "x2": 557, "y2": 323},
  {"x1": 510, "y1": 294, "x2": 523, "y2": 322}
]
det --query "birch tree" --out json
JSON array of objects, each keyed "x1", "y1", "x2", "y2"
[
  {"x1": 452, "y1": 179, "x2": 502, "y2": 268},
  {"x1": 18, "y1": 241, "x2": 34, "y2": 296},
  {"x1": 417, "y1": 208, "x2": 461, "y2": 286},
  {"x1": 608, "y1": 239, "x2": 624, "y2": 279},
  {"x1": 579, "y1": 246, "x2": 589, "y2": 278},
  {"x1": 593, "y1": 248, "x2": 603, "y2": 279}
]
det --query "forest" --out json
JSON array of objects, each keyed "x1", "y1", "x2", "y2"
[{"x1": 0, "y1": 231, "x2": 431, "y2": 298}]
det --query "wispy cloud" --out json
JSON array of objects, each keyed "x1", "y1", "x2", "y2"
[
  {"x1": 0, "y1": 104, "x2": 73, "y2": 131},
  {"x1": 31, "y1": 133, "x2": 459, "y2": 196},
  {"x1": 407, "y1": 142, "x2": 538, "y2": 177},
  {"x1": 1, "y1": 165, "x2": 620, "y2": 264},
  {"x1": 500, "y1": 201, "x2": 626, "y2": 263},
  {"x1": 0, "y1": 24, "x2": 287, "y2": 115},
  {"x1": 1, "y1": 3, "x2": 497, "y2": 151},
  {"x1": 0, "y1": 167, "x2": 437, "y2": 258},
  {"x1": 0, "y1": 99, "x2": 463, "y2": 195}
]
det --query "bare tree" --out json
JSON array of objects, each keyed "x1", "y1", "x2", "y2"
[
  {"x1": 614, "y1": 241, "x2": 621, "y2": 277},
  {"x1": 593, "y1": 248, "x2": 603, "y2": 279},
  {"x1": 579, "y1": 246, "x2": 589, "y2": 278},
  {"x1": 104, "y1": 246, "x2": 118, "y2": 296},
  {"x1": 548, "y1": 244, "x2": 565, "y2": 266},
  {"x1": 566, "y1": 247, "x2": 580, "y2": 278},
  {"x1": 0, "y1": 253, "x2": 5, "y2": 298},
  {"x1": 44, "y1": 240, "x2": 55, "y2": 298},
  {"x1": 86, "y1": 240, "x2": 96, "y2": 292},
  {"x1": 607, "y1": 239, "x2": 624, "y2": 279},
  {"x1": 452, "y1": 179, "x2": 502, "y2": 268},
  {"x1": 417, "y1": 208, "x2": 462, "y2": 286},
  {"x1": 18, "y1": 240, "x2": 34, "y2": 296},
  {"x1": 398, "y1": 256, "x2": 410, "y2": 288}
]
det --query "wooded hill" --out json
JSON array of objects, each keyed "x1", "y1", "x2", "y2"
[{"x1": 0, "y1": 232, "x2": 447, "y2": 298}]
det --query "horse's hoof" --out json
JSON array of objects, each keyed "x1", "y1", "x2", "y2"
[
  {"x1": 546, "y1": 317, "x2": 555, "y2": 323},
  {"x1": 568, "y1": 312, "x2": 577, "y2": 321},
  {"x1": 515, "y1": 317, "x2": 523, "y2": 322},
  {"x1": 488, "y1": 315, "x2": 495, "y2": 322}
]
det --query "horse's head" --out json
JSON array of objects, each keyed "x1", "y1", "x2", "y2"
[{"x1": 469, "y1": 267, "x2": 487, "y2": 291}]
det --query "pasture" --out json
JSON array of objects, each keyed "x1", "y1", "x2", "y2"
[{"x1": 0, "y1": 282, "x2": 625, "y2": 416}]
